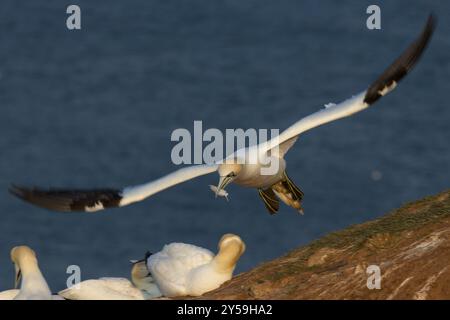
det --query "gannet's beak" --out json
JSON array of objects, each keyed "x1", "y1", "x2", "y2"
[
  {"x1": 14, "y1": 264, "x2": 21, "y2": 289},
  {"x1": 217, "y1": 174, "x2": 234, "y2": 194},
  {"x1": 130, "y1": 251, "x2": 152, "y2": 265}
]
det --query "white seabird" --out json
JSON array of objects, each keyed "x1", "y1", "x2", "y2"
[
  {"x1": 58, "y1": 252, "x2": 161, "y2": 300},
  {"x1": 0, "y1": 246, "x2": 57, "y2": 300},
  {"x1": 147, "y1": 233, "x2": 245, "y2": 297},
  {"x1": 9, "y1": 15, "x2": 436, "y2": 215}
]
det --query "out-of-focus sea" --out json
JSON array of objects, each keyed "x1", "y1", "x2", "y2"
[{"x1": 0, "y1": 0, "x2": 449, "y2": 291}]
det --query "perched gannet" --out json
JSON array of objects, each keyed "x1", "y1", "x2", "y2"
[
  {"x1": 147, "y1": 234, "x2": 245, "y2": 297},
  {"x1": 9, "y1": 16, "x2": 436, "y2": 215},
  {"x1": 129, "y1": 251, "x2": 162, "y2": 298},
  {"x1": 58, "y1": 253, "x2": 161, "y2": 300},
  {"x1": 1, "y1": 246, "x2": 53, "y2": 300}
]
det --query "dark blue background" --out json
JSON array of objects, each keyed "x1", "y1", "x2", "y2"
[{"x1": 0, "y1": 0, "x2": 448, "y2": 291}]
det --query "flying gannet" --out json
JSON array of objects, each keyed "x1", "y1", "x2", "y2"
[
  {"x1": 9, "y1": 15, "x2": 436, "y2": 215},
  {"x1": 146, "y1": 233, "x2": 245, "y2": 297}
]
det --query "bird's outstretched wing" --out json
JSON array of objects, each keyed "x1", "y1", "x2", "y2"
[
  {"x1": 10, "y1": 164, "x2": 218, "y2": 212},
  {"x1": 266, "y1": 14, "x2": 436, "y2": 156}
]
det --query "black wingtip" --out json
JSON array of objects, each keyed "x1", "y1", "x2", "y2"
[
  {"x1": 8, "y1": 184, "x2": 123, "y2": 212},
  {"x1": 9, "y1": 184, "x2": 72, "y2": 212},
  {"x1": 363, "y1": 14, "x2": 437, "y2": 105},
  {"x1": 9, "y1": 184, "x2": 22, "y2": 197},
  {"x1": 427, "y1": 13, "x2": 438, "y2": 30},
  {"x1": 9, "y1": 184, "x2": 31, "y2": 201},
  {"x1": 423, "y1": 13, "x2": 437, "y2": 42}
]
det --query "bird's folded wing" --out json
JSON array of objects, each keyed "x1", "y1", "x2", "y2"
[
  {"x1": 10, "y1": 164, "x2": 218, "y2": 212},
  {"x1": 147, "y1": 244, "x2": 214, "y2": 290},
  {"x1": 59, "y1": 279, "x2": 144, "y2": 300},
  {"x1": 266, "y1": 14, "x2": 436, "y2": 157}
]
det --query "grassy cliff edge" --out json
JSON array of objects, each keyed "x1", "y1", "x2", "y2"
[{"x1": 199, "y1": 190, "x2": 450, "y2": 299}]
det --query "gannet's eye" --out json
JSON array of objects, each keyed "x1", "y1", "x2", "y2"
[{"x1": 227, "y1": 172, "x2": 236, "y2": 178}]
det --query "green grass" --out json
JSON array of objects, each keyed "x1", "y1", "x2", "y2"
[
  {"x1": 307, "y1": 190, "x2": 450, "y2": 251},
  {"x1": 259, "y1": 190, "x2": 450, "y2": 281}
]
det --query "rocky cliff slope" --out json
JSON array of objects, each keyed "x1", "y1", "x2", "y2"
[{"x1": 200, "y1": 190, "x2": 450, "y2": 299}]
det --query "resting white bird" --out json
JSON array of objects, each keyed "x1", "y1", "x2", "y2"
[
  {"x1": 58, "y1": 252, "x2": 162, "y2": 300},
  {"x1": 0, "y1": 246, "x2": 56, "y2": 300},
  {"x1": 0, "y1": 290, "x2": 23, "y2": 300},
  {"x1": 9, "y1": 15, "x2": 436, "y2": 215},
  {"x1": 147, "y1": 233, "x2": 245, "y2": 297},
  {"x1": 0, "y1": 289, "x2": 64, "y2": 300}
]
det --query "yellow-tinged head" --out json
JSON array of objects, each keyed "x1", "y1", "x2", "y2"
[
  {"x1": 214, "y1": 234, "x2": 246, "y2": 273},
  {"x1": 10, "y1": 246, "x2": 38, "y2": 289}
]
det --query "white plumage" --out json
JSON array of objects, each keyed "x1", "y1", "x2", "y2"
[
  {"x1": 0, "y1": 246, "x2": 54, "y2": 300},
  {"x1": 58, "y1": 278, "x2": 146, "y2": 300},
  {"x1": 57, "y1": 235, "x2": 244, "y2": 299},
  {"x1": 0, "y1": 289, "x2": 63, "y2": 300},
  {"x1": 9, "y1": 15, "x2": 436, "y2": 215},
  {"x1": 148, "y1": 243, "x2": 214, "y2": 296},
  {"x1": 58, "y1": 256, "x2": 161, "y2": 300},
  {"x1": 147, "y1": 234, "x2": 246, "y2": 297}
]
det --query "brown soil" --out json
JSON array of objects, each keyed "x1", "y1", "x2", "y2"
[{"x1": 198, "y1": 190, "x2": 450, "y2": 299}]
